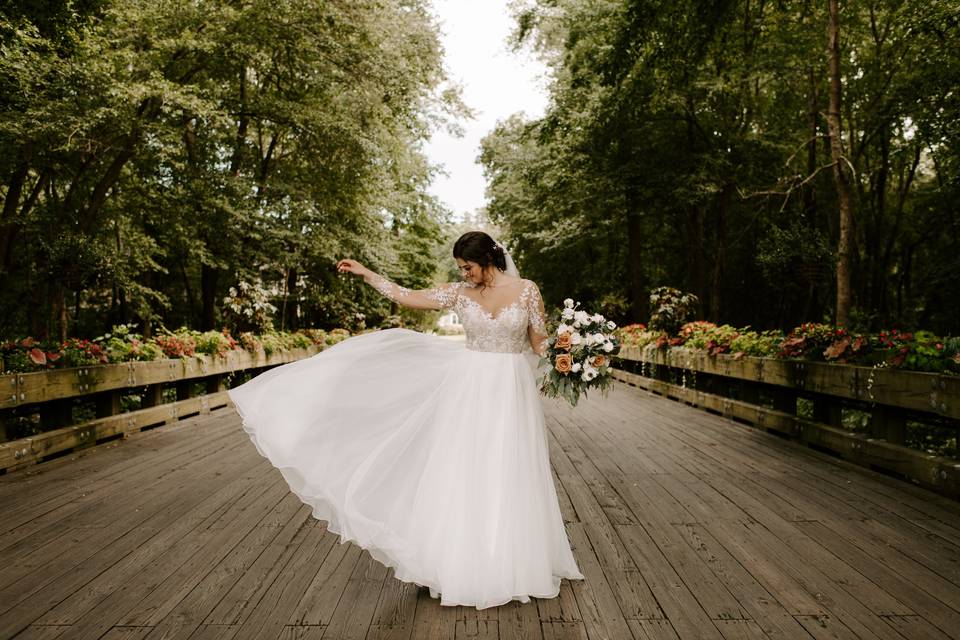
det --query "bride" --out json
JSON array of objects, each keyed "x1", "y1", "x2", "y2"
[{"x1": 227, "y1": 230, "x2": 585, "y2": 609}]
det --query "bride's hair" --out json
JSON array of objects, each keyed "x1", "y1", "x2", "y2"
[{"x1": 453, "y1": 231, "x2": 507, "y2": 272}]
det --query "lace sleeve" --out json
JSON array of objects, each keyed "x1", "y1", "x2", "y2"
[
  {"x1": 366, "y1": 272, "x2": 463, "y2": 310},
  {"x1": 521, "y1": 280, "x2": 549, "y2": 356}
]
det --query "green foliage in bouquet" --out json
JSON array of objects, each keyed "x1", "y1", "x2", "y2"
[{"x1": 538, "y1": 298, "x2": 622, "y2": 407}]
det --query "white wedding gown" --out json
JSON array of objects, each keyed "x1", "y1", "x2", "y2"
[{"x1": 226, "y1": 277, "x2": 585, "y2": 609}]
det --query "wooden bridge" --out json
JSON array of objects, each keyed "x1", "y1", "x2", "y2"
[{"x1": 1, "y1": 381, "x2": 959, "y2": 640}]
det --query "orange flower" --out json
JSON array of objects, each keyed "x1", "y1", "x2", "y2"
[
  {"x1": 554, "y1": 353, "x2": 573, "y2": 374},
  {"x1": 590, "y1": 355, "x2": 606, "y2": 368},
  {"x1": 555, "y1": 332, "x2": 572, "y2": 350}
]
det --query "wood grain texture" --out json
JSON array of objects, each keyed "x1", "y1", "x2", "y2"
[{"x1": 0, "y1": 381, "x2": 958, "y2": 639}]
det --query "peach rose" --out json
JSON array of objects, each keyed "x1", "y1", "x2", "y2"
[
  {"x1": 554, "y1": 331, "x2": 572, "y2": 350},
  {"x1": 554, "y1": 353, "x2": 573, "y2": 374},
  {"x1": 590, "y1": 355, "x2": 607, "y2": 368}
]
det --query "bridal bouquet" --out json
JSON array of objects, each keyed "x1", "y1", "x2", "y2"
[{"x1": 538, "y1": 298, "x2": 621, "y2": 407}]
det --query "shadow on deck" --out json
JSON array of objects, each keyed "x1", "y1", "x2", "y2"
[{"x1": 1, "y1": 381, "x2": 959, "y2": 640}]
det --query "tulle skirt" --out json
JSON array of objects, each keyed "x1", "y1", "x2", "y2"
[{"x1": 226, "y1": 328, "x2": 585, "y2": 609}]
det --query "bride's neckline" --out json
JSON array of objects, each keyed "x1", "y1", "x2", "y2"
[{"x1": 460, "y1": 279, "x2": 528, "y2": 320}]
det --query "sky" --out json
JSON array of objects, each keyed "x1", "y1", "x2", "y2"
[{"x1": 424, "y1": 1, "x2": 550, "y2": 221}]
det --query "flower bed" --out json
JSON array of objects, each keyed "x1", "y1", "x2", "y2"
[
  {"x1": 1, "y1": 324, "x2": 353, "y2": 374},
  {"x1": 616, "y1": 321, "x2": 960, "y2": 376}
]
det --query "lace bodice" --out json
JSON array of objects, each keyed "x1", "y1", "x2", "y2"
[{"x1": 367, "y1": 275, "x2": 548, "y2": 354}]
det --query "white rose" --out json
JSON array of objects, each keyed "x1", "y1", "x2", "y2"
[
  {"x1": 570, "y1": 332, "x2": 582, "y2": 345},
  {"x1": 603, "y1": 342, "x2": 614, "y2": 352},
  {"x1": 557, "y1": 322, "x2": 571, "y2": 334},
  {"x1": 574, "y1": 310, "x2": 590, "y2": 324},
  {"x1": 561, "y1": 308, "x2": 575, "y2": 320},
  {"x1": 571, "y1": 362, "x2": 582, "y2": 372},
  {"x1": 594, "y1": 332, "x2": 606, "y2": 345},
  {"x1": 592, "y1": 313, "x2": 604, "y2": 323},
  {"x1": 564, "y1": 298, "x2": 575, "y2": 308},
  {"x1": 606, "y1": 320, "x2": 616, "y2": 330}
]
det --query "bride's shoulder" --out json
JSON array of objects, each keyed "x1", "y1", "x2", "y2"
[{"x1": 519, "y1": 278, "x2": 540, "y2": 290}]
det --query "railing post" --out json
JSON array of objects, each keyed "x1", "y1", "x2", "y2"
[
  {"x1": 813, "y1": 395, "x2": 843, "y2": 427},
  {"x1": 176, "y1": 380, "x2": 194, "y2": 401},
  {"x1": 740, "y1": 380, "x2": 760, "y2": 405},
  {"x1": 96, "y1": 390, "x2": 122, "y2": 418},
  {"x1": 40, "y1": 399, "x2": 72, "y2": 430},
  {"x1": 141, "y1": 384, "x2": 164, "y2": 408},
  {"x1": 206, "y1": 374, "x2": 225, "y2": 394},
  {"x1": 770, "y1": 387, "x2": 796, "y2": 415},
  {"x1": 871, "y1": 407, "x2": 906, "y2": 445}
]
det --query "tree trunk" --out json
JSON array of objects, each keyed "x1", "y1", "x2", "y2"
[
  {"x1": 710, "y1": 185, "x2": 730, "y2": 322},
  {"x1": 804, "y1": 66, "x2": 819, "y2": 222},
  {"x1": 626, "y1": 212, "x2": 647, "y2": 323},
  {"x1": 201, "y1": 264, "x2": 219, "y2": 330},
  {"x1": 286, "y1": 267, "x2": 299, "y2": 331},
  {"x1": 827, "y1": 0, "x2": 855, "y2": 327},
  {"x1": 0, "y1": 158, "x2": 29, "y2": 274},
  {"x1": 685, "y1": 205, "x2": 706, "y2": 301},
  {"x1": 180, "y1": 258, "x2": 197, "y2": 326}
]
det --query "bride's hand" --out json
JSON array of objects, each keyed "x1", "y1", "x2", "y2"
[{"x1": 336, "y1": 259, "x2": 370, "y2": 278}]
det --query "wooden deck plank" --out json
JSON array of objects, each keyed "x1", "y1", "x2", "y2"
[
  {"x1": 1, "y1": 383, "x2": 958, "y2": 640},
  {"x1": 34, "y1": 464, "x2": 279, "y2": 633},
  {"x1": 0, "y1": 412, "x2": 237, "y2": 530},
  {"x1": 0, "y1": 440, "x2": 261, "y2": 639},
  {"x1": 115, "y1": 474, "x2": 291, "y2": 627},
  {"x1": 0, "y1": 415, "x2": 239, "y2": 558}
]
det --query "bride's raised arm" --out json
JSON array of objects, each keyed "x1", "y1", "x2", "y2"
[{"x1": 336, "y1": 258, "x2": 462, "y2": 310}]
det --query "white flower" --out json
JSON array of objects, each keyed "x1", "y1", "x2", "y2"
[
  {"x1": 572, "y1": 320, "x2": 581, "y2": 329},
  {"x1": 244, "y1": 308, "x2": 254, "y2": 317},
  {"x1": 229, "y1": 287, "x2": 237, "y2": 296},
  {"x1": 570, "y1": 332, "x2": 582, "y2": 345},
  {"x1": 593, "y1": 332, "x2": 606, "y2": 345},
  {"x1": 571, "y1": 362, "x2": 582, "y2": 372},
  {"x1": 557, "y1": 323, "x2": 571, "y2": 334},
  {"x1": 603, "y1": 341, "x2": 614, "y2": 353},
  {"x1": 574, "y1": 310, "x2": 590, "y2": 324},
  {"x1": 606, "y1": 320, "x2": 616, "y2": 330},
  {"x1": 591, "y1": 313, "x2": 604, "y2": 323},
  {"x1": 561, "y1": 308, "x2": 575, "y2": 320},
  {"x1": 564, "y1": 298, "x2": 575, "y2": 308},
  {"x1": 581, "y1": 368, "x2": 597, "y2": 382}
]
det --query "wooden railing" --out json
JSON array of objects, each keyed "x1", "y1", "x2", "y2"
[
  {"x1": 0, "y1": 346, "x2": 322, "y2": 472},
  {"x1": 613, "y1": 345, "x2": 960, "y2": 499}
]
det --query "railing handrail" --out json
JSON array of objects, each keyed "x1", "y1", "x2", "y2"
[
  {"x1": 620, "y1": 345, "x2": 959, "y2": 420},
  {"x1": 2, "y1": 346, "x2": 323, "y2": 410},
  {"x1": 0, "y1": 346, "x2": 323, "y2": 472},
  {"x1": 614, "y1": 345, "x2": 960, "y2": 500}
]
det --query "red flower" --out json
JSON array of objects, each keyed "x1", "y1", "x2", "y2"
[{"x1": 28, "y1": 348, "x2": 46, "y2": 365}]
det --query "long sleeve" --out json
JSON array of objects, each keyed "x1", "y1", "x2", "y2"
[
  {"x1": 522, "y1": 280, "x2": 549, "y2": 356},
  {"x1": 365, "y1": 272, "x2": 463, "y2": 311}
]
